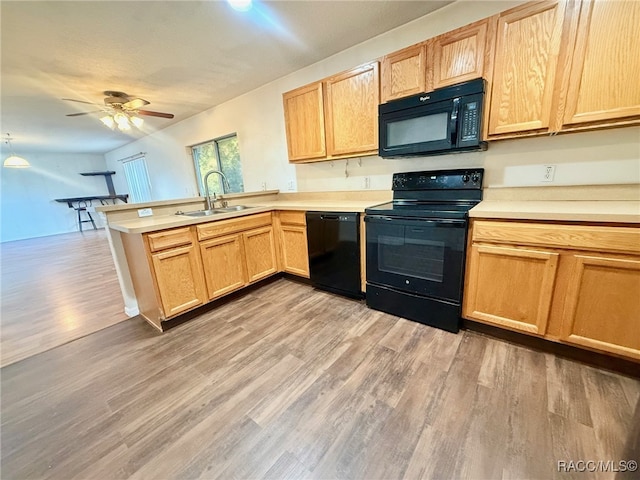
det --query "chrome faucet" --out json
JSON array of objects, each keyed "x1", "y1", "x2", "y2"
[{"x1": 203, "y1": 170, "x2": 231, "y2": 210}]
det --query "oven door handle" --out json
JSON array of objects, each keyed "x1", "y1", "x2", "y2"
[{"x1": 364, "y1": 215, "x2": 466, "y2": 227}]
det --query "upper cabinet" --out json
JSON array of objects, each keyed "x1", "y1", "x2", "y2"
[
  {"x1": 325, "y1": 63, "x2": 380, "y2": 157},
  {"x1": 283, "y1": 83, "x2": 326, "y2": 162},
  {"x1": 487, "y1": 1, "x2": 567, "y2": 136},
  {"x1": 381, "y1": 43, "x2": 426, "y2": 103},
  {"x1": 559, "y1": 0, "x2": 640, "y2": 128},
  {"x1": 283, "y1": 62, "x2": 379, "y2": 163},
  {"x1": 284, "y1": 0, "x2": 639, "y2": 156},
  {"x1": 488, "y1": 0, "x2": 640, "y2": 138},
  {"x1": 430, "y1": 17, "x2": 495, "y2": 91},
  {"x1": 380, "y1": 18, "x2": 495, "y2": 103}
]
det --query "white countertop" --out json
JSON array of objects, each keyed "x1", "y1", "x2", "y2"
[
  {"x1": 470, "y1": 200, "x2": 640, "y2": 223},
  {"x1": 107, "y1": 199, "x2": 384, "y2": 234}
]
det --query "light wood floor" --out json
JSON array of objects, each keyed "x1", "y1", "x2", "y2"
[
  {"x1": 0, "y1": 229, "x2": 129, "y2": 367},
  {"x1": 1, "y1": 278, "x2": 638, "y2": 479}
]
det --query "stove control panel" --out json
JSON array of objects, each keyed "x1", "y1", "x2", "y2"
[{"x1": 392, "y1": 168, "x2": 484, "y2": 190}]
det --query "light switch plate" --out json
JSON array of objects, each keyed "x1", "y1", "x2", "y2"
[{"x1": 137, "y1": 208, "x2": 153, "y2": 217}]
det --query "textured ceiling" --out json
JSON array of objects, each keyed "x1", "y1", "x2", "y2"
[{"x1": 0, "y1": 0, "x2": 452, "y2": 155}]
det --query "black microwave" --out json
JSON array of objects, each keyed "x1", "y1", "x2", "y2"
[{"x1": 379, "y1": 78, "x2": 487, "y2": 157}]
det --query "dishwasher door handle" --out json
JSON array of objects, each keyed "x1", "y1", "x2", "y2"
[{"x1": 320, "y1": 214, "x2": 340, "y2": 220}]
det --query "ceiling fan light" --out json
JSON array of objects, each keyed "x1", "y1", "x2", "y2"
[
  {"x1": 114, "y1": 113, "x2": 131, "y2": 130},
  {"x1": 130, "y1": 116, "x2": 144, "y2": 128},
  {"x1": 100, "y1": 115, "x2": 115, "y2": 129},
  {"x1": 4, "y1": 155, "x2": 31, "y2": 168}
]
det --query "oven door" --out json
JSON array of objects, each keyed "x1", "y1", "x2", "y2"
[{"x1": 365, "y1": 215, "x2": 467, "y2": 302}]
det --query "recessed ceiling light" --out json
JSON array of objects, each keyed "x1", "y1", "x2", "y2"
[{"x1": 227, "y1": 0, "x2": 252, "y2": 12}]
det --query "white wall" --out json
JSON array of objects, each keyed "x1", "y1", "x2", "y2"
[
  {"x1": 104, "y1": 0, "x2": 639, "y2": 199},
  {"x1": 1, "y1": 152, "x2": 110, "y2": 242}
]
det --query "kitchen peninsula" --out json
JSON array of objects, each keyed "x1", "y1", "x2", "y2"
[{"x1": 97, "y1": 189, "x2": 391, "y2": 330}]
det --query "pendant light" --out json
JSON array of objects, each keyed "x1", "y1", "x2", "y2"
[{"x1": 3, "y1": 134, "x2": 30, "y2": 168}]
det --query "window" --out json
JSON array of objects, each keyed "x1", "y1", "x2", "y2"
[
  {"x1": 122, "y1": 155, "x2": 152, "y2": 203},
  {"x1": 192, "y1": 134, "x2": 244, "y2": 196}
]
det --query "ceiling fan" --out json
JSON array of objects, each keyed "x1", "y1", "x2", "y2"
[{"x1": 64, "y1": 91, "x2": 174, "y2": 131}]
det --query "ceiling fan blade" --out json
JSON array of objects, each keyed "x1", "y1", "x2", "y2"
[
  {"x1": 62, "y1": 98, "x2": 102, "y2": 106},
  {"x1": 136, "y1": 109, "x2": 174, "y2": 119},
  {"x1": 66, "y1": 110, "x2": 103, "y2": 117},
  {"x1": 123, "y1": 98, "x2": 150, "y2": 109}
]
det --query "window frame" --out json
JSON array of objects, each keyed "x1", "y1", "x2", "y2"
[{"x1": 191, "y1": 133, "x2": 243, "y2": 196}]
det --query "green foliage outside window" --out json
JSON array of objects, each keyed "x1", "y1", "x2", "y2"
[{"x1": 192, "y1": 134, "x2": 244, "y2": 195}]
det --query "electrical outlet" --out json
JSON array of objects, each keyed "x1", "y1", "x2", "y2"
[
  {"x1": 287, "y1": 180, "x2": 295, "y2": 191},
  {"x1": 542, "y1": 165, "x2": 556, "y2": 182},
  {"x1": 261, "y1": 182, "x2": 267, "y2": 191},
  {"x1": 364, "y1": 176, "x2": 371, "y2": 189},
  {"x1": 137, "y1": 208, "x2": 153, "y2": 217}
]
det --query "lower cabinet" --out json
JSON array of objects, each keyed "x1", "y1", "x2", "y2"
[
  {"x1": 464, "y1": 244, "x2": 559, "y2": 336},
  {"x1": 463, "y1": 220, "x2": 640, "y2": 361},
  {"x1": 561, "y1": 253, "x2": 640, "y2": 359},
  {"x1": 123, "y1": 212, "x2": 280, "y2": 331},
  {"x1": 276, "y1": 211, "x2": 310, "y2": 278},
  {"x1": 197, "y1": 213, "x2": 278, "y2": 298},
  {"x1": 150, "y1": 243, "x2": 207, "y2": 318},
  {"x1": 243, "y1": 226, "x2": 278, "y2": 282},
  {"x1": 199, "y1": 233, "x2": 246, "y2": 300}
]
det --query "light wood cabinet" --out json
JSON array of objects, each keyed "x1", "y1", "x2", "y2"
[
  {"x1": 121, "y1": 226, "x2": 208, "y2": 330},
  {"x1": 463, "y1": 219, "x2": 640, "y2": 361},
  {"x1": 199, "y1": 234, "x2": 246, "y2": 300},
  {"x1": 381, "y1": 43, "x2": 427, "y2": 103},
  {"x1": 282, "y1": 83, "x2": 326, "y2": 162},
  {"x1": 465, "y1": 244, "x2": 559, "y2": 336},
  {"x1": 150, "y1": 244, "x2": 207, "y2": 318},
  {"x1": 276, "y1": 211, "x2": 310, "y2": 278},
  {"x1": 197, "y1": 212, "x2": 278, "y2": 295},
  {"x1": 324, "y1": 62, "x2": 379, "y2": 157},
  {"x1": 243, "y1": 226, "x2": 278, "y2": 282},
  {"x1": 488, "y1": 1, "x2": 567, "y2": 136},
  {"x1": 283, "y1": 62, "x2": 379, "y2": 163},
  {"x1": 558, "y1": 0, "x2": 640, "y2": 129},
  {"x1": 430, "y1": 17, "x2": 495, "y2": 91},
  {"x1": 561, "y1": 253, "x2": 640, "y2": 359}
]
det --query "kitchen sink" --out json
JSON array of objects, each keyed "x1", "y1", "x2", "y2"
[
  {"x1": 179, "y1": 209, "x2": 219, "y2": 217},
  {"x1": 178, "y1": 205, "x2": 255, "y2": 217},
  {"x1": 215, "y1": 205, "x2": 255, "y2": 212}
]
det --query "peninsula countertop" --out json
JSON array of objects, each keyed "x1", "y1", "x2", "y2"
[{"x1": 105, "y1": 199, "x2": 388, "y2": 234}]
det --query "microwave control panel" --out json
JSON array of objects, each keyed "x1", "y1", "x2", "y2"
[{"x1": 460, "y1": 101, "x2": 480, "y2": 141}]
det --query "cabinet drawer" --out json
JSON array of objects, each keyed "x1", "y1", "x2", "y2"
[
  {"x1": 147, "y1": 227, "x2": 193, "y2": 252},
  {"x1": 472, "y1": 220, "x2": 640, "y2": 255},
  {"x1": 197, "y1": 213, "x2": 273, "y2": 241},
  {"x1": 279, "y1": 210, "x2": 306, "y2": 226}
]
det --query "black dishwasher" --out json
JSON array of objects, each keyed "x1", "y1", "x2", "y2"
[{"x1": 305, "y1": 211, "x2": 361, "y2": 299}]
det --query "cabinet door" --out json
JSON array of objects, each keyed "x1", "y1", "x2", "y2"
[
  {"x1": 150, "y1": 245, "x2": 207, "y2": 318},
  {"x1": 324, "y1": 62, "x2": 380, "y2": 157},
  {"x1": 280, "y1": 224, "x2": 310, "y2": 278},
  {"x1": 243, "y1": 226, "x2": 278, "y2": 283},
  {"x1": 561, "y1": 254, "x2": 640, "y2": 360},
  {"x1": 283, "y1": 83, "x2": 326, "y2": 162},
  {"x1": 199, "y1": 234, "x2": 247, "y2": 300},
  {"x1": 488, "y1": 1, "x2": 567, "y2": 136},
  {"x1": 464, "y1": 244, "x2": 559, "y2": 335},
  {"x1": 561, "y1": 0, "x2": 640, "y2": 127},
  {"x1": 381, "y1": 44, "x2": 426, "y2": 103},
  {"x1": 431, "y1": 18, "x2": 492, "y2": 90}
]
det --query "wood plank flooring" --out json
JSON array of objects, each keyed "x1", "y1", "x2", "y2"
[
  {"x1": 2, "y1": 279, "x2": 638, "y2": 479},
  {"x1": 0, "y1": 229, "x2": 129, "y2": 367}
]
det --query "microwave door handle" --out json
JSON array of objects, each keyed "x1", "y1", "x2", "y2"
[{"x1": 450, "y1": 97, "x2": 460, "y2": 145}]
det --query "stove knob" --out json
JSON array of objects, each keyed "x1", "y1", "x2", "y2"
[
  {"x1": 462, "y1": 174, "x2": 470, "y2": 183},
  {"x1": 471, "y1": 173, "x2": 480, "y2": 183}
]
